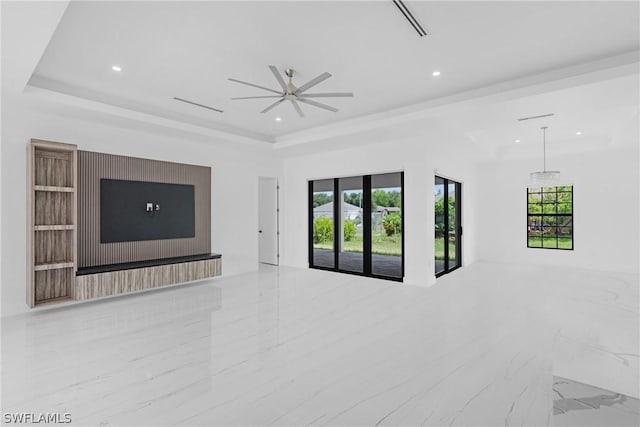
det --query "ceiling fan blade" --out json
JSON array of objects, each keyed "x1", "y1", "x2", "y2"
[
  {"x1": 231, "y1": 96, "x2": 282, "y2": 100},
  {"x1": 228, "y1": 78, "x2": 282, "y2": 95},
  {"x1": 260, "y1": 98, "x2": 285, "y2": 114},
  {"x1": 294, "y1": 72, "x2": 332, "y2": 94},
  {"x1": 291, "y1": 99, "x2": 305, "y2": 117},
  {"x1": 298, "y1": 92, "x2": 354, "y2": 98},
  {"x1": 297, "y1": 97, "x2": 338, "y2": 112},
  {"x1": 269, "y1": 65, "x2": 288, "y2": 91}
]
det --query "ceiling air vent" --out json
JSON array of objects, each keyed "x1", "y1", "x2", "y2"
[
  {"x1": 393, "y1": 0, "x2": 427, "y2": 37},
  {"x1": 173, "y1": 97, "x2": 223, "y2": 113},
  {"x1": 517, "y1": 113, "x2": 555, "y2": 121}
]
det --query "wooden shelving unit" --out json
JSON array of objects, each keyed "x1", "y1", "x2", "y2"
[
  {"x1": 34, "y1": 225, "x2": 75, "y2": 231},
  {"x1": 28, "y1": 139, "x2": 77, "y2": 307},
  {"x1": 34, "y1": 185, "x2": 75, "y2": 193}
]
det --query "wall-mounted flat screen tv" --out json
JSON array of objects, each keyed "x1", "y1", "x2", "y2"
[{"x1": 100, "y1": 179, "x2": 195, "y2": 243}]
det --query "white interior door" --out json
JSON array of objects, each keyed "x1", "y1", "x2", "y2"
[{"x1": 258, "y1": 177, "x2": 279, "y2": 265}]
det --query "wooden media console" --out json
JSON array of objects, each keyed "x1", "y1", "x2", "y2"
[{"x1": 75, "y1": 254, "x2": 222, "y2": 300}]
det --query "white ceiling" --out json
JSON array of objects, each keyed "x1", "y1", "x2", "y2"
[
  {"x1": 273, "y1": 71, "x2": 639, "y2": 161},
  {"x1": 434, "y1": 73, "x2": 640, "y2": 157},
  {"x1": 28, "y1": 1, "x2": 640, "y2": 144}
]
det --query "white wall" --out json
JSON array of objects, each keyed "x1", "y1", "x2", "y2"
[
  {"x1": 278, "y1": 130, "x2": 481, "y2": 286},
  {"x1": 477, "y1": 146, "x2": 639, "y2": 274},
  {"x1": 1, "y1": 94, "x2": 280, "y2": 317},
  {"x1": 4, "y1": 91, "x2": 636, "y2": 318}
]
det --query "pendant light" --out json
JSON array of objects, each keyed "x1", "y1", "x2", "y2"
[{"x1": 530, "y1": 126, "x2": 561, "y2": 186}]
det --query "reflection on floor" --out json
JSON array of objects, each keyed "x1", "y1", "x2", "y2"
[
  {"x1": 553, "y1": 376, "x2": 639, "y2": 426},
  {"x1": 435, "y1": 259, "x2": 460, "y2": 276},
  {"x1": 2, "y1": 262, "x2": 637, "y2": 426},
  {"x1": 313, "y1": 248, "x2": 402, "y2": 278}
]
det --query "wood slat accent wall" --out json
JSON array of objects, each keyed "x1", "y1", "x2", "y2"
[{"x1": 77, "y1": 151, "x2": 211, "y2": 267}]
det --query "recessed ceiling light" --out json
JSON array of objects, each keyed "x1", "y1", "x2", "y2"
[
  {"x1": 432, "y1": 71, "x2": 441, "y2": 77},
  {"x1": 111, "y1": 65, "x2": 122, "y2": 72},
  {"x1": 515, "y1": 139, "x2": 521, "y2": 143},
  {"x1": 275, "y1": 117, "x2": 282, "y2": 122},
  {"x1": 576, "y1": 131, "x2": 582, "y2": 135}
]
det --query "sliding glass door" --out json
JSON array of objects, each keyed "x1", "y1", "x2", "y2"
[
  {"x1": 434, "y1": 176, "x2": 461, "y2": 277},
  {"x1": 338, "y1": 176, "x2": 364, "y2": 273},
  {"x1": 371, "y1": 173, "x2": 403, "y2": 278},
  {"x1": 309, "y1": 172, "x2": 403, "y2": 281},
  {"x1": 310, "y1": 179, "x2": 335, "y2": 269}
]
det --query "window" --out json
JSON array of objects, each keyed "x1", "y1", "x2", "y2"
[
  {"x1": 527, "y1": 186, "x2": 573, "y2": 250},
  {"x1": 309, "y1": 172, "x2": 403, "y2": 281}
]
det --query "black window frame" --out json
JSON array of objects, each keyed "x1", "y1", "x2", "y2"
[
  {"x1": 308, "y1": 172, "x2": 404, "y2": 282},
  {"x1": 435, "y1": 176, "x2": 462, "y2": 278},
  {"x1": 526, "y1": 186, "x2": 574, "y2": 251}
]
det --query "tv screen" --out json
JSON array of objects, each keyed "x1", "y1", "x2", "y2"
[{"x1": 100, "y1": 179, "x2": 195, "y2": 243}]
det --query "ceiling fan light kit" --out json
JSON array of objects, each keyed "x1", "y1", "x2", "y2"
[{"x1": 229, "y1": 65, "x2": 354, "y2": 118}]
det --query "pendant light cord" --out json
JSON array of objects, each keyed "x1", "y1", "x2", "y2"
[{"x1": 541, "y1": 126, "x2": 547, "y2": 172}]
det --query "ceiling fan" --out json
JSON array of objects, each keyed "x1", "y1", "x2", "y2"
[{"x1": 228, "y1": 66, "x2": 353, "y2": 117}]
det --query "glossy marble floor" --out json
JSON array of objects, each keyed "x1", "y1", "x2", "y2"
[
  {"x1": 553, "y1": 376, "x2": 639, "y2": 426},
  {"x1": 1, "y1": 262, "x2": 638, "y2": 426}
]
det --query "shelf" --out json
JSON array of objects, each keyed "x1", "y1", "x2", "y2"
[
  {"x1": 35, "y1": 296, "x2": 73, "y2": 307},
  {"x1": 34, "y1": 224, "x2": 75, "y2": 231},
  {"x1": 34, "y1": 185, "x2": 74, "y2": 193},
  {"x1": 34, "y1": 262, "x2": 75, "y2": 272},
  {"x1": 29, "y1": 139, "x2": 78, "y2": 308}
]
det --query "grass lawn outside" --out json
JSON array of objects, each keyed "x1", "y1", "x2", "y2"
[
  {"x1": 528, "y1": 235, "x2": 572, "y2": 249},
  {"x1": 314, "y1": 233, "x2": 402, "y2": 256},
  {"x1": 434, "y1": 237, "x2": 456, "y2": 260}
]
